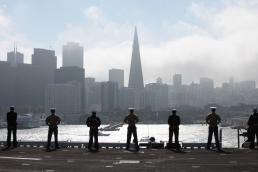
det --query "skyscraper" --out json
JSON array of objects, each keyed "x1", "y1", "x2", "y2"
[
  {"x1": 109, "y1": 68, "x2": 124, "y2": 88},
  {"x1": 7, "y1": 47, "x2": 24, "y2": 67},
  {"x1": 55, "y1": 66, "x2": 85, "y2": 113},
  {"x1": 30, "y1": 48, "x2": 57, "y2": 107},
  {"x1": 145, "y1": 80, "x2": 169, "y2": 111},
  {"x1": 32, "y1": 48, "x2": 57, "y2": 70},
  {"x1": 173, "y1": 74, "x2": 182, "y2": 88},
  {"x1": 101, "y1": 81, "x2": 119, "y2": 112},
  {"x1": 45, "y1": 81, "x2": 82, "y2": 114},
  {"x1": 62, "y1": 42, "x2": 84, "y2": 68},
  {"x1": 128, "y1": 27, "x2": 144, "y2": 89}
]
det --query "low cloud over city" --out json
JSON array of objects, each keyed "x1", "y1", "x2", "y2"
[{"x1": 1, "y1": 0, "x2": 258, "y2": 86}]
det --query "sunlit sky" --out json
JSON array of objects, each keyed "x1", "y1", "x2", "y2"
[{"x1": 1, "y1": 0, "x2": 258, "y2": 86}]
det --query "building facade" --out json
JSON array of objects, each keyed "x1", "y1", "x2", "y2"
[
  {"x1": 62, "y1": 42, "x2": 84, "y2": 68},
  {"x1": 109, "y1": 69, "x2": 124, "y2": 88}
]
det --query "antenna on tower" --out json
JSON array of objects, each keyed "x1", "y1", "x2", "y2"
[{"x1": 13, "y1": 41, "x2": 18, "y2": 53}]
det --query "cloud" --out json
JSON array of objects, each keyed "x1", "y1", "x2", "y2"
[
  {"x1": 0, "y1": 15, "x2": 9, "y2": 27},
  {"x1": 141, "y1": 1, "x2": 258, "y2": 85},
  {"x1": 55, "y1": 2, "x2": 258, "y2": 87},
  {"x1": 0, "y1": 5, "x2": 33, "y2": 63},
  {"x1": 0, "y1": 1, "x2": 257, "y2": 87},
  {"x1": 0, "y1": 5, "x2": 10, "y2": 29},
  {"x1": 83, "y1": 6, "x2": 103, "y2": 22}
]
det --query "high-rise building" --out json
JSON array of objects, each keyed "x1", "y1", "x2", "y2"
[
  {"x1": 145, "y1": 80, "x2": 169, "y2": 111},
  {"x1": 199, "y1": 77, "x2": 215, "y2": 105},
  {"x1": 109, "y1": 69, "x2": 124, "y2": 88},
  {"x1": 45, "y1": 81, "x2": 82, "y2": 114},
  {"x1": 55, "y1": 66, "x2": 85, "y2": 84},
  {"x1": 85, "y1": 78, "x2": 101, "y2": 112},
  {"x1": 101, "y1": 81, "x2": 119, "y2": 112},
  {"x1": 200, "y1": 77, "x2": 214, "y2": 90},
  {"x1": 0, "y1": 61, "x2": 16, "y2": 106},
  {"x1": 118, "y1": 87, "x2": 136, "y2": 110},
  {"x1": 128, "y1": 27, "x2": 144, "y2": 89},
  {"x1": 16, "y1": 64, "x2": 42, "y2": 107},
  {"x1": 32, "y1": 48, "x2": 57, "y2": 70},
  {"x1": 55, "y1": 66, "x2": 85, "y2": 113},
  {"x1": 62, "y1": 42, "x2": 84, "y2": 68},
  {"x1": 30, "y1": 48, "x2": 57, "y2": 108},
  {"x1": 237, "y1": 80, "x2": 256, "y2": 91},
  {"x1": 7, "y1": 47, "x2": 24, "y2": 67},
  {"x1": 173, "y1": 74, "x2": 182, "y2": 88}
]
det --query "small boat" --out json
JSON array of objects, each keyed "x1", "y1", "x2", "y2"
[
  {"x1": 0, "y1": 121, "x2": 7, "y2": 128},
  {"x1": 99, "y1": 123, "x2": 123, "y2": 131},
  {"x1": 17, "y1": 114, "x2": 41, "y2": 129},
  {"x1": 98, "y1": 132, "x2": 110, "y2": 136}
]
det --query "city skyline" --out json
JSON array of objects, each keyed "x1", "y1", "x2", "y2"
[
  {"x1": 1, "y1": 1, "x2": 258, "y2": 86},
  {"x1": 1, "y1": 42, "x2": 258, "y2": 88}
]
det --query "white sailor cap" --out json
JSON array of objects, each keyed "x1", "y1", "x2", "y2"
[
  {"x1": 210, "y1": 107, "x2": 217, "y2": 110},
  {"x1": 128, "y1": 107, "x2": 136, "y2": 110},
  {"x1": 172, "y1": 109, "x2": 177, "y2": 112}
]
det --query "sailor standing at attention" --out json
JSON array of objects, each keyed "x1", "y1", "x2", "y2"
[
  {"x1": 124, "y1": 108, "x2": 139, "y2": 151},
  {"x1": 206, "y1": 107, "x2": 221, "y2": 151},
  {"x1": 46, "y1": 108, "x2": 61, "y2": 152}
]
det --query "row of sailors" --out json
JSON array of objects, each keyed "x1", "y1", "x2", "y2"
[{"x1": 5, "y1": 106, "x2": 258, "y2": 151}]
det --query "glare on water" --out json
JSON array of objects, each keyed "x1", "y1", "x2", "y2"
[{"x1": 0, "y1": 124, "x2": 243, "y2": 148}]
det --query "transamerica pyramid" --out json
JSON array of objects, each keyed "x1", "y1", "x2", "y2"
[{"x1": 128, "y1": 27, "x2": 144, "y2": 89}]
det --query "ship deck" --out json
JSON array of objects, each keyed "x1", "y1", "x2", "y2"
[{"x1": 0, "y1": 147, "x2": 257, "y2": 172}]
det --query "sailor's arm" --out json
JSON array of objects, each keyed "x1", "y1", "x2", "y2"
[
  {"x1": 57, "y1": 116, "x2": 61, "y2": 125},
  {"x1": 206, "y1": 115, "x2": 210, "y2": 124},
  {"x1": 14, "y1": 112, "x2": 17, "y2": 121},
  {"x1": 45, "y1": 117, "x2": 49, "y2": 125},
  {"x1": 217, "y1": 115, "x2": 221, "y2": 124},
  {"x1": 124, "y1": 116, "x2": 128, "y2": 123},
  {"x1": 135, "y1": 115, "x2": 139, "y2": 123},
  {"x1": 97, "y1": 118, "x2": 101, "y2": 127}
]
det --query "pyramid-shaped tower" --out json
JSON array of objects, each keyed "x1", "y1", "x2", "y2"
[{"x1": 128, "y1": 27, "x2": 144, "y2": 89}]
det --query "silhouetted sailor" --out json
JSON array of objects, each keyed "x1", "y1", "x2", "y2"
[
  {"x1": 86, "y1": 111, "x2": 101, "y2": 151},
  {"x1": 46, "y1": 108, "x2": 61, "y2": 151},
  {"x1": 248, "y1": 108, "x2": 258, "y2": 149},
  {"x1": 168, "y1": 109, "x2": 181, "y2": 147},
  {"x1": 206, "y1": 107, "x2": 221, "y2": 150},
  {"x1": 6, "y1": 106, "x2": 17, "y2": 148},
  {"x1": 124, "y1": 108, "x2": 139, "y2": 151}
]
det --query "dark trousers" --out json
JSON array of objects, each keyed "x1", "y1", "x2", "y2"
[
  {"x1": 7, "y1": 125, "x2": 17, "y2": 147},
  {"x1": 126, "y1": 126, "x2": 139, "y2": 149},
  {"x1": 47, "y1": 127, "x2": 58, "y2": 148},
  {"x1": 169, "y1": 127, "x2": 179, "y2": 144},
  {"x1": 88, "y1": 128, "x2": 98, "y2": 149},
  {"x1": 207, "y1": 126, "x2": 220, "y2": 149},
  {"x1": 249, "y1": 127, "x2": 258, "y2": 148}
]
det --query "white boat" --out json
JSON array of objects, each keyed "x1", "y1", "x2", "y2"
[
  {"x1": 17, "y1": 114, "x2": 41, "y2": 129},
  {"x1": 0, "y1": 121, "x2": 7, "y2": 128}
]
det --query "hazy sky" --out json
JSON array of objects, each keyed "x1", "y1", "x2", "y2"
[{"x1": 1, "y1": 0, "x2": 258, "y2": 86}]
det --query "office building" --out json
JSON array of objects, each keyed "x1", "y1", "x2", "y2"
[
  {"x1": 62, "y1": 42, "x2": 84, "y2": 68},
  {"x1": 109, "y1": 69, "x2": 124, "y2": 88}
]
